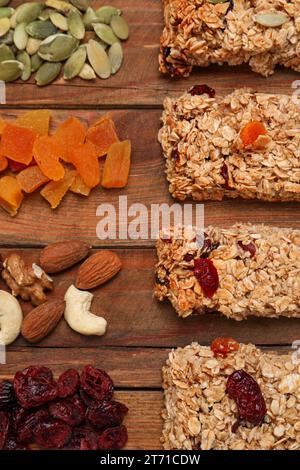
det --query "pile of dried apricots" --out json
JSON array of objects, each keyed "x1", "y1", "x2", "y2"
[{"x1": 0, "y1": 110, "x2": 131, "y2": 216}]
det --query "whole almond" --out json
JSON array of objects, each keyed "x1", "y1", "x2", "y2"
[
  {"x1": 75, "y1": 250, "x2": 122, "y2": 290},
  {"x1": 39, "y1": 240, "x2": 91, "y2": 274},
  {"x1": 22, "y1": 300, "x2": 65, "y2": 343}
]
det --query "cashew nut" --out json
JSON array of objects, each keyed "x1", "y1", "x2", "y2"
[
  {"x1": 64, "y1": 285, "x2": 107, "y2": 336},
  {"x1": 0, "y1": 290, "x2": 23, "y2": 345}
]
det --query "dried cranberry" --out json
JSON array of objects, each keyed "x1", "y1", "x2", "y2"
[
  {"x1": 57, "y1": 369, "x2": 80, "y2": 398},
  {"x1": 221, "y1": 163, "x2": 231, "y2": 189},
  {"x1": 0, "y1": 411, "x2": 10, "y2": 449},
  {"x1": 194, "y1": 258, "x2": 219, "y2": 298},
  {"x1": 211, "y1": 338, "x2": 239, "y2": 358},
  {"x1": 17, "y1": 408, "x2": 49, "y2": 443},
  {"x1": 86, "y1": 400, "x2": 128, "y2": 430},
  {"x1": 64, "y1": 427, "x2": 98, "y2": 450},
  {"x1": 34, "y1": 419, "x2": 72, "y2": 449},
  {"x1": 189, "y1": 85, "x2": 215, "y2": 98},
  {"x1": 171, "y1": 147, "x2": 180, "y2": 163},
  {"x1": 238, "y1": 241, "x2": 256, "y2": 257},
  {"x1": 80, "y1": 365, "x2": 113, "y2": 402},
  {"x1": 49, "y1": 395, "x2": 85, "y2": 427},
  {"x1": 13, "y1": 367, "x2": 57, "y2": 409},
  {"x1": 183, "y1": 253, "x2": 195, "y2": 262},
  {"x1": 79, "y1": 389, "x2": 94, "y2": 407},
  {"x1": 162, "y1": 46, "x2": 171, "y2": 58},
  {"x1": 0, "y1": 380, "x2": 16, "y2": 410},
  {"x1": 98, "y1": 425, "x2": 128, "y2": 450},
  {"x1": 226, "y1": 370, "x2": 267, "y2": 432},
  {"x1": 3, "y1": 434, "x2": 28, "y2": 450}
]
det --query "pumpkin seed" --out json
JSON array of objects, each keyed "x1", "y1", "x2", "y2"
[
  {"x1": 26, "y1": 20, "x2": 57, "y2": 39},
  {"x1": 17, "y1": 50, "x2": 31, "y2": 81},
  {"x1": 110, "y1": 15, "x2": 129, "y2": 41},
  {"x1": 108, "y1": 41, "x2": 123, "y2": 74},
  {"x1": 1, "y1": 28, "x2": 13, "y2": 45},
  {"x1": 39, "y1": 8, "x2": 52, "y2": 21},
  {"x1": 87, "y1": 38, "x2": 111, "y2": 79},
  {"x1": 0, "y1": 43, "x2": 14, "y2": 62},
  {"x1": 0, "y1": 59, "x2": 23, "y2": 82},
  {"x1": 45, "y1": 0, "x2": 77, "y2": 15},
  {"x1": 68, "y1": 10, "x2": 85, "y2": 40},
  {"x1": 9, "y1": 9, "x2": 17, "y2": 28},
  {"x1": 254, "y1": 11, "x2": 289, "y2": 28},
  {"x1": 78, "y1": 62, "x2": 95, "y2": 80},
  {"x1": 95, "y1": 6, "x2": 120, "y2": 25},
  {"x1": 92, "y1": 23, "x2": 118, "y2": 45},
  {"x1": 95, "y1": 37, "x2": 108, "y2": 50},
  {"x1": 49, "y1": 11, "x2": 68, "y2": 31},
  {"x1": 31, "y1": 52, "x2": 43, "y2": 72},
  {"x1": 70, "y1": 0, "x2": 90, "y2": 12},
  {"x1": 0, "y1": 1, "x2": 10, "y2": 7},
  {"x1": 209, "y1": 0, "x2": 229, "y2": 3},
  {"x1": 0, "y1": 16, "x2": 10, "y2": 37},
  {"x1": 38, "y1": 33, "x2": 79, "y2": 61},
  {"x1": 63, "y1": 44, "x2": 86, "y2": 79},
  {"x1": 36, "y1": 60, "x2": 61, "y2": 86},
  {"x1": 26, "y1": 37, "x2": 42, "y2": 55},
  {"x1": 0, "y1": 7, "x2": 14, "y2": 19},
  {"x1": 16, "y1": 3, "x2": 44, "y2": 24},
  {"x1": 13, "y1": 22, "x2": 28, "y2": 50},
  {"x1": 82, "y1": 7, "x2": 98, "y2": 30}
]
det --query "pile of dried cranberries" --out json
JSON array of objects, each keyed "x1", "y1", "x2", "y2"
[{"x1": 0, "y1": 365, "x2": 128, "y2": 450}]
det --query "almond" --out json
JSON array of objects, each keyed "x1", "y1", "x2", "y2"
[
  {"x1": 21, "y1": 300, "x2": 65, "y2": 343},
  {"x1": 75, "y1": 250, "x2": 122, "y2": 290},
  {"x1": 39, "y1": 240, "x2": 91, "y2": 274}
]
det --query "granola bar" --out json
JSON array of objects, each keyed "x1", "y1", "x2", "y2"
[
  {"x1": 159, "y1": 0, "x2": 300, "y2": 77},
  {"x1": 162, "y1": 341, "x2": 300, "y2": 450},
  {"x1": 155, "y1": 223, "x2": 300, "y2": 320},
  {"x1": 158, "y1": 88, "x2": 300, "y2": 202}
]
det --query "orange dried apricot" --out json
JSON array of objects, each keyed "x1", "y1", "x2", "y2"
[
  {"x1": 0, "y1": 156, "x2": 8, "y2": 173},
  {"x1": 40, "y1": 170, "x2": 75, "y2": 209},
  {"x1": 0, "y1": 123, "x2": 37, "y2": 165},
  {"x1": 15, "y1": 110, "x2": 51, "y2": 136},
  {"x1": 240, "y1": 121, "x2": 267, "y2": 147},
  {"x1": 0, "y1": 175, "x2": 24, "y2": 216},
  {"x1": 86, "y1": 114, "x2": 119, "y2": 157},
  {"x1": 0, "y1": 118, "x2": 6, "y2": 135},
  {"x1": 8, "y1": 159, "x2": 35, "y2": 173},
  {"x1": 101, "y1": 140, "x2": 131, "y2": 189},
  {"x1": 16, "y1": 165, "x2": 49, "y2": 194},
  {"x1": 33, "y1": 135, "x2": 65, "y2": 181},
  {"x1": 53, "y1": 117, "x2": 87, "y2": 163},
  {"x1": 70, "y1": 172, "x2": 91, "y2": 197},
  {"x1": 69, "y1": 141, "x2": 100, "y2": 189}
]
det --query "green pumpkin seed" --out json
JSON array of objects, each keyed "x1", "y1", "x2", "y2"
[
  {"x1": 63, "y1": 44, "x2": 86, "y2": 79},
  {"x1": 95, "y1": 6, "x2": 120, "y2": 25},
  {"x1": 38, "y1": 33, "x2": 79, "y2": 61},
  {"x1": 0, "y1": 16, "x2": 10, "y2": 37},
  {"x1": 16, "y1": 3, "x2": 44, "y2": 24},
  {"x1": 78, "y1": 62, "x2": 95, "y2": 80},
  {"x1": 49, "y1": 11, "x2": 68, "y2": 31},
  {"x1": 87, "y1": 38, "x2": 111, "y2": 79},
  {"x1": 9, "y1": 9, "x2": 17, "y2": 28},
  {"x1": 82, "y1": 7, "x2": 97, "y2": 30},
  {"x1": 45, "y1": 0, "x2": 77, "y2": 15},
  {"x1": 39, "y1": 8, "x2": 52, "y2": 21},
  {"x1": 68, "y1": 10, "x2": 85, "y2": 40},
  {"x1": 0, "y1": 59, "x2": 23, "y2": 82},
  {"x1": 92, "y1": 23, "x2": 118, "y2": 46},
  {"x1": 0, "y1": 7, "x2": 14, "y2": 19},
  {"x1": 110, "y1": 15, "x2": 129, "y2": 41},
  {"x1": 31, "y1": 52, "x2": 43, "y2": 72},
  {"x1": 13, "y1": 22, "x2": 28, "y2": 50},
  {"x1": 36, "y1": 60, "x2": 61, "y2": 86},
  {"x1": 1, "y1": 28, "x2": 13, "y2": 44},
  {"x1": 26, "y1": 37, "x2": 42, "y2": 55},
  {"x1": 70, "y1": 0, "x2": 90, "y2": 12},
  {"x1": 108, "y1": 41, "x2": 123, "y2": 74},
  {"x1": 0, "y1": 43, "x2": 14, "y2": 62},
  {"x1": 26, "y1": 20, "x2": 57, "y2": 39},
  {"x1": 0, "y1": 1, "x2": 11, "y2": 7},
  {"x1": 254, "y1": 11, "x2": 289, "y2": 28},
  {"x1": 17, "y1": 50, "x2": 31, "y2": 81}
]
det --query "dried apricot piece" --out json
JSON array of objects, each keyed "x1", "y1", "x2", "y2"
[
  {"x1": 102, "y1": 140, "x2": 131, "y2": 189},
  {"x1": 69, "y1": 141, "x2": 100, "y2": 189},
  {"x1": 8, "y1": 159, "x2": 35, "y2": 173},
  {"x1": 53, "y1": 117, "x2": 87, "y2": 163},
  {"x1": 0, "y1": 156, "x2": 8, "y2": 173},
  {"x1": 15, "y1": 110, "x2": 51, "y2": 137},
  {"x1": 240, "y1": 121, "x2": 267, "y2": 147},
  {"x1": 86, "y1": 114, "x2": 119, "y2": 157},
  {"x1": 0, "y1": 123, "x2": 37, "y2": 165},
  {"x1": 33, "y1": 135, "x2": 65, "y2": 181},
  {"x1": 70, "y1": 172, "x2": 91, "y2": 197},
  {"x1": 40, "y1": 170, "x2": 75, "y2": 209},
  {"x1": 0, "y1": 175, "x2": 24, "y2": 216},
  {"x1": 16, "y1": 166, "x2": 49, "y2": 194},
  {"x1": 0, "y1": 119, "x2": 6, "y2": 136}
]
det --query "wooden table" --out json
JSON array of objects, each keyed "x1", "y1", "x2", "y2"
[{"x1": 1, "y1": 0, "x2": 300, "y2": 450}]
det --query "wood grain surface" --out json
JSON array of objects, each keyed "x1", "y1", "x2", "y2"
[{"x1": 0, "y1": 0, "x2": 300, "y2": 451}]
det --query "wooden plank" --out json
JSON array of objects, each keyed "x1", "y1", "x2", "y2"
[{"x1": 4, "y1": 1, "x2": 299, "y2": 107}]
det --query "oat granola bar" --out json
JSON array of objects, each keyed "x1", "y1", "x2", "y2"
[
  {"x1": 158, "y1": 88, "x2": 300, "y2": 202},
  {"x1": 159, "y1": 0, "x2": 300, "y2": 77},
  {"x1": 162, "y1": 341, "x2": 300, "y2": 450},
  {"x1": 155, "y1": 223, "x2": 300, "y2": 319}
]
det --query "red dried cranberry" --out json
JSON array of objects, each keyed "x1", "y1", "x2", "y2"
[
  {"x1": 171, "y1": 147, "x2": 180, "y2": 163},
  {"x1": 17, "y1": 408, "x2": 49, "y2": 443},
  {"x1": 0, "y1": 411, "x2": 10, "y2": 449},
  {"x1": 211, "y1": 338, "x2": 239, "y2": 358},
  {"x1": 238, "y1": 241, "x2": 256, "y2": 257},
  {"x1": 80, "y1": 365, "x2": 113, "y2": 402},
  {"x1": 183, "y1": 253, "x2": 195, "y2": 262},
  {"x1": 3, "y1": 434, "x2": 28, "y2": 450},
  {"x1": 98, "y1": 425, "x2": 128, "y2": 450},
  {"x1": 34, "y1": 419, "x2": 72, "y2": 449},
  {"x1": 79, "y1": 389, "x2": 94, "y2": 407},
  {"x1": 226, "y1": 370, "x2": 267, "y2": 432},
  {"x1": 0, "y1": 380, "x2": 16, "y2": 410},
  {"x1": 86, "y1": 400, "x2": 128, "y2": 430},
  {"x1": 49, "y1": 395, "x2": 85, "y2": 427},
  {"x1": 13, "y1": 367, "x2": 57, "y2": 409},
  {"x1": 194, "y1": 258, "x2": 219, "y2": 298},
  {"x1": 221, "y1": 163, "x2": 231, "y2": 189},
  {"x1": 189, "y1": 85, "x2": 215, "y2": 98},
  {"x1": 64, "y1": 427, "x2": 98, "y2": 450},
  {"x1": 57, "y1": 369, "x2": 80, "y2": 398}
]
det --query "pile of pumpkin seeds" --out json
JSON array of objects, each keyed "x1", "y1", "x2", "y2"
[{"x1": 0, "y1": 0, "x2": 129, "y2": 86}]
